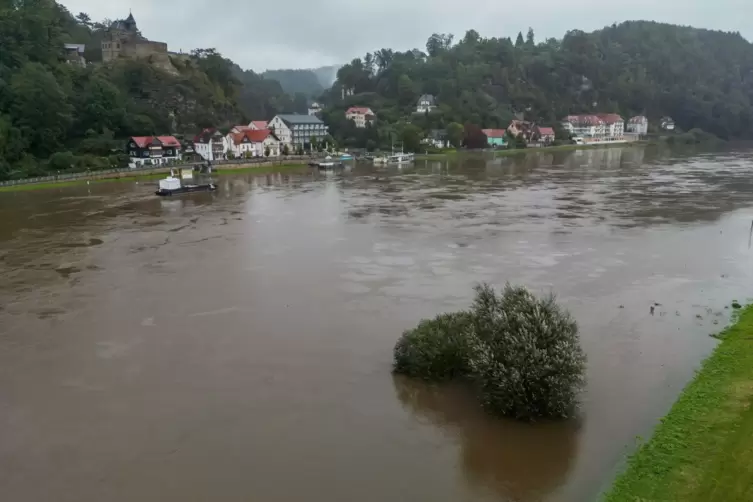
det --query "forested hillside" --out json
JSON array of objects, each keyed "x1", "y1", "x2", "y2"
[
  {"x1": 0, "y1": 0, "x2": 295, "y2": 180},
  {"x1": 323, "y1": 22, "x2": 753, "y2": 148},
  {"x1": 261, "y1": 69, "x2": 324, "y2": 97}
]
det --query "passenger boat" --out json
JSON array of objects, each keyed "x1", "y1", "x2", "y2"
[
  {"x1": 387, "y1": 152, "x2": 415, "y2": 164},
  {"x1": 384, "y1": 144, "x2": 415, "y2": 164},
  {"x1": 155, "y1": 167, "x2": 216, "y2": 196}
]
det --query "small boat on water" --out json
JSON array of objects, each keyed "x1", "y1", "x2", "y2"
[
  {"x1": 309, "y1": 156, "x2": 344, "y2": 169},
  {"x1": 155, "y1": 167, "x2": 216, "y2": 196}
]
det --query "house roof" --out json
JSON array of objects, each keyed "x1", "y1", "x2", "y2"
[
  {"x1": 417, "y1": 94, "x2": 436, "y2": 105},
  {"x1": 346, "y1": 107, "x2": 374, "y2": 115},
  {"x1": 597, "y1": 113, "x2": 624, "y2": 124},
  {"x1": 250, "y1": 121, "x2": 268, "y2": 129},
  {"x1": 231, "y1": 129, "x2": 279, "y2": 145},
  {"x1": 130, "y1": 136, "x2": 181, "y2": 148},
  {"x1": 193, "y1": 128, "x2": 222, "y2": 143},
  {"x1": 508, "y1": 120, "x2": 534, "y2": 133},
  {"x1": 563, "y1": 115, "x2": 605, "y2": 126},
  {"x1": 275, "y1": 114, "x2": 325, "y2": 126},
  {"x1": 509, "y1": 120, "x2": 532, "y2": 127},
  {"x1": 628, "y1": 116, "x2": 648, "y2": 123},
  {"x1": 482, "y1": 129, "x2": 507, "y2": 138},
  {"x1": 537, "y1": 127, "x2": 555, "y2": 136},
  {"x1": 64, "y1": 43, "x2": 85, "y2": 53},
  {"x1": 232, "y1": 125, "x2": 252, "y2": 132},
  {"x1": 429, "y1": 129, "x2": 447, "y2": 139}
]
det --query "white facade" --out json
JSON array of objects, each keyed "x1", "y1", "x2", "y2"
[
  {"x1": 308, "y1": 103, "x2": 322, "y2": 116},
  {"x1": 562, "y1": 121, "x2": 605, "y2": 138},
  {"x1": 416, "y1": 94, "x2": 436, "y2": 114},
  {"x1": 604, "y1": 121, "x2": 625, "y2": 138},
  {"x1": 627, "y1": 116, "x2": 649, "y2": 135},
  {"x1": 268, "y1": 115, "x2": 329, "y2": 147},
  {"x1": 194, "y1": 136, "x2": 229, "y2": 161},
  {"x1": 228, "y1": 133, "x2": 281, "y2": 158},
  {"x1": 661, "y1": 117, "x2": 676, "y2": 131},
  {"x1": 268, "y1": 116, "x2": 292, "y2": 145},
  {"x1": 562, "y1": 114, "x2": 624, "y2": 140}
]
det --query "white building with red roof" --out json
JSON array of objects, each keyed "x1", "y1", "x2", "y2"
[
  {"x1": 597, "y1": 113, "x2": 625, "y2": 139},
  {"x1": 562, "y1": 115, "x2": 606, "y2": 139},
  {"x1": 345, "y1": 107, "x2": 376, "y2": 128},
  {"x1": 535, "y1": 126, "x2": 556, "y2": 144},
  {"x1": 193, "y1": 128, "x2": 229, "y2": 161},
  {"x1": 228, "y1": 129, "x2": 282, "y2": 158},
  {"x1": 126, "y1": 136, "x2": 182, "y2": 167}
]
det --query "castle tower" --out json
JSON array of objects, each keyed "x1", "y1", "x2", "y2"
[{"x1": 101, "y1": 12, "x2": 141, "y2": 62}]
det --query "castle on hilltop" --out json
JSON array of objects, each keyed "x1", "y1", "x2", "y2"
[{"x1": 101, "y1": 12, "x2": 168, "y2": 62}]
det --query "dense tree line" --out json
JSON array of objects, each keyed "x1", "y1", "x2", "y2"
[
  {"x1": 0, "y1": 0, "x2": 298, "y2": 181},
  {"x1": 322, "y1": 22, "x2": 753, "y2": 150}
]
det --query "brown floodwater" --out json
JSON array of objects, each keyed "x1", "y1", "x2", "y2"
[{"x1": 1, "y1": 146, "x2": 753, "y2": 501}]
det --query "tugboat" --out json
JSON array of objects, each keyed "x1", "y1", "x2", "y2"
[{"x1": 155, "y1": 166, "x2": 217, "y2": 196}]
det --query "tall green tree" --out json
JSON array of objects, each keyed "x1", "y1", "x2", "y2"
[
  {"x1": 446, "y1": 122, "x2": 464, "y2": 148},
  {"x1": 526, "y1": 28, "x2": 535, "y2": 46},
  {"x1": 400, "y1": 123, "x2": 422, "y2": 152},
  {"x1": 9, "y1": 62, "x2": 73, "y2": 157}
]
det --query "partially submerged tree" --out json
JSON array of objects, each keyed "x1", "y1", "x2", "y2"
[{"x1": 393, "y1": 283, "x2": 586, "y2": 421}]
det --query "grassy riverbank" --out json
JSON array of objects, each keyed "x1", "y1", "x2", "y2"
[
  {"x1": 0, "y1": 162, "x2": 311, "y2": 193},
  {"x1": 603, "y1": 305, "x2": 753, "y2": 502}
]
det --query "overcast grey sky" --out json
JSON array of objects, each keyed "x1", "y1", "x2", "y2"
[{"x1": 60, "y1": 0, "x2": 752, "y2": 72}]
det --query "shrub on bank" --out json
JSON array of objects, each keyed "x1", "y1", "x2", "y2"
[{"x1": 392, "y1": 283, "x2": 587, "y2": 420}]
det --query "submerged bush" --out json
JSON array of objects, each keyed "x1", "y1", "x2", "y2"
[
  {"x1": 393, "y1": 312, "x2": 474, "y2": 381},
  {"x1": 467, "y1": 284, "x2": 586, "y2": 420},
  {"x1": 392, "y1": 283, "x2": 587, "y2": 420}
]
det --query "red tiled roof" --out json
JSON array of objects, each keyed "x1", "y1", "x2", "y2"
[
  {"x1": 130, "y1": 136, "x2": 151, "y2": 148},
  {"x1": 251, "y1": 121, "x2": 268, "y2": 129},
  {"x1": 231, "y1": 129, "x2": 277, "y2": 145},
  {"x1": 563, "y1": 115, "x2": 605, "y2": 125},
  {"x1": 193, "y1": 128, "x2": 217, "y2": 143},
  {"x1": 482, "y1": 129, "x2": 506, "y2": 138},
  {"x1": 130, "y1": 136, "x2": 181, "y2": 148},
  {"x1": 537, "y1": 127, "x2": 555, "y2": 136},
  {"x1": 346, "y1": 107, "x2": 373, "y2": 115},
  {"x1": 597, "y1": 113, "x2": 624, "y2": 124}
]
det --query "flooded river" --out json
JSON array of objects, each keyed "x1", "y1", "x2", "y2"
[{"x1": 1, "y1": 146, "x2": 753, "y2": 501}]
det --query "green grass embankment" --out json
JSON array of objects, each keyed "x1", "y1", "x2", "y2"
[
  {"x1": 603, "y1": 305, "x2": 753, "y2": 502},
  {"x1": 0, "y1": 162, "x2": 311, "y2": 193}
]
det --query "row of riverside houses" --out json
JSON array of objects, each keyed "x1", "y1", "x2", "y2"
[
  {"x1": 126, "y1": 114, "x2": 330, "y2": 167},
  {"x1": 338, "y1": 91, "x2": 669, "y2": 147}
]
